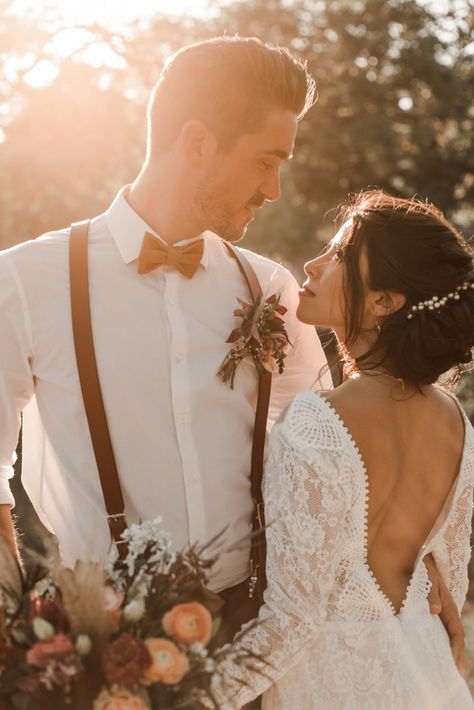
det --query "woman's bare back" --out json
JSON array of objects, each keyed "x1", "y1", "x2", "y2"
[{"x1": 323, "y1": 378, "x2": 465, "y2": 613}]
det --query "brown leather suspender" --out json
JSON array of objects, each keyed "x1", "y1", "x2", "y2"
[
  {"x1": 224, "y1": 242, "x2": 270, "y2": 600},
  {"x1": 69, "y1": 220, "x2": 128, "y2": 557},
  {"x1": 69, "y1": 223, "x2": 270, "y2": 594}
]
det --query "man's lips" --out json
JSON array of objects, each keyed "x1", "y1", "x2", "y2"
[
  {"x1": 298, "y1": 284, "x2": 316, "y2": 297},
  {"x1": 244, "y1": 204, "x2": 263, "y2": 221},
  {"x1": 247, "y1": 201, "x2": 264, "y2": 212}
]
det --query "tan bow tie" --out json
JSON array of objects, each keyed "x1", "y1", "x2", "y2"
[{"x1": 138, "y1": 232, "x2": 204, "y2": 278}]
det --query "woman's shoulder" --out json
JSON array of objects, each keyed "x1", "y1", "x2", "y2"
[
  {"x1": 278, "y1": 388, "x2": 353, "y2": 454},
  {"x1": 271, "y1": 390, "x2": 361, "y2": 501},
  {"x1": 435, "y1": 387, "x2": 474, "y2": 464}
]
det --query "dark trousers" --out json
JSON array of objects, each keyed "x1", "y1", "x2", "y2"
[{"x1": 212, "y1": 579, "x2": 263, "y2": 709}]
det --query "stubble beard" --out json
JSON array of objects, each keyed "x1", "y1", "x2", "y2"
[{"x1": 194, "y1": 175, "x2": 246, "y2": 243}]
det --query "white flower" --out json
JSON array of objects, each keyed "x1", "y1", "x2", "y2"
[
  {"x1": 34, "y1": 578, "x2": 56, "y2": 597},
  {"x1": 123, "y1": 597, "x2": 146, "y2": 622},
  {"x1": 190, "y1": 642, "x2": 207, "y2": 657},
  {"x1": 75, "y1": 634, "x2": 92, "y2": 656},
  {"x1": 32, "y1": 617, "x2": 54, "y2": 640},
  {"x1": 106, "y1": 517, "x2": 176, "y2": 581},
  {"x1": 204, "y1": 658, "x2": 216, "y2": 672}
]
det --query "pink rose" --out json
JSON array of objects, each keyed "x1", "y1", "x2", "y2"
[
  {"x1": 93, "y1": 687, "x2": 150, "y2": 710},
  {"x1": 26, "y1": 633, "x2": 74, "y2": 667}
]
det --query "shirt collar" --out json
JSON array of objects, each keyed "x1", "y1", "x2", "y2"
[{"x1": 105, "y1": 185, "x2": 217, "y2": 270}]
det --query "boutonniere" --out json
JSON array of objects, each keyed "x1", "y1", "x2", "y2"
[{"x1": 217, "y1": 293, "x2": 291, "y2": 389}]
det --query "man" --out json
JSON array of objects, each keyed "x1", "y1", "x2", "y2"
[
  {"x1": 0, "y1": 35, "x2": 463, "y2": 671},
  {"x1": 0, "y1": 35, "x2": 328, "y2": 591}
]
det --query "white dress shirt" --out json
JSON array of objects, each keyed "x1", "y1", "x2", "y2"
[{"x1": 0, "y1": 186, "x2": 331, "y2": 590}]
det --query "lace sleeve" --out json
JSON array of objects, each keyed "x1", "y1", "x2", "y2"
[
  {"x1": 213, "y1": 410, "x2": 351, "y2": 707},
  {"x1": 430, "y1": 472, "x2": 474, "y2": 614}
]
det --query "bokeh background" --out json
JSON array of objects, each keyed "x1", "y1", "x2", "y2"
[{"x1": 1, "y1": 0, "x2": 473, "y2": 691}]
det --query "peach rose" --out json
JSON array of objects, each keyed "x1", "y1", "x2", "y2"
[
  {"x1": 93, "y1": 687, "x2": 150, "y2": 710},
  {"x1": 143, "y1": 638, "x2": 189, "y2": 685},
  {"x1": 162, "y1": 602, "x2": 212, "y2": 645}
]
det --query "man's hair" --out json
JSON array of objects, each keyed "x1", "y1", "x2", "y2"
[{"x1": 146, "y1": 35, "x2": 316, "y2": 156}]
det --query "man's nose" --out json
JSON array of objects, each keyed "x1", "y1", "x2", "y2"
[{"x1": 261, "y1": 170, "x2": 281, "y2": 203}]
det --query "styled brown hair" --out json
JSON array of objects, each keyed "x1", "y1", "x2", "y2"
[
  {"x1": 336, "y1": 190, "x2": 474, "y2": 386},
  {"x1": 147, "y1": 36, "x2": 316, "y2": 156}
]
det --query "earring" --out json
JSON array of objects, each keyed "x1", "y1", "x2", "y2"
[{"x1": 375, "y1": 321, "x2": 381, "y2": 334}]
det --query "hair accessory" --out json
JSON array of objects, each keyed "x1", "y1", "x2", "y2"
[{"x1": 407, "y1": 281, "x2": 474, "y2": 319}]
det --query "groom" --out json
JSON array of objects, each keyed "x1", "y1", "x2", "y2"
[
  {"x1": 0, "y1": 36, "x2": 464, "y2": 667},
  {"x1": 0, "y1": 34, "x2": 329, "y2": 615}
]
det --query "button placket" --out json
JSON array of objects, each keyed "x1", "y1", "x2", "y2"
[{"x1": 165, "y1": 272, "x2": 206, "y2": 543}]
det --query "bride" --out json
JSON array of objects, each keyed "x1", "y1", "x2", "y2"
[{"x1": 214, "y1": 190, "x2": 474, "y2": 709}]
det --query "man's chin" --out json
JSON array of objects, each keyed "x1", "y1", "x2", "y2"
[{"x1": 213, "y1": 222, "x2": 247, "y2": 243}]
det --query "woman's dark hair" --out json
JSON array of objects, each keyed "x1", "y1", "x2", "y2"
[{"x1": 336, "y1": 190, "x2": 474, "y2": 386}]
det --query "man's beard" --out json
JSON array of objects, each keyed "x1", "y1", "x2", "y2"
[{"x1": 194, "y1": 176, "x2": 246, "y2": 243}]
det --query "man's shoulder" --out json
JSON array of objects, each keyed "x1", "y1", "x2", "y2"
[
  {"x1": 0, "y1": 215, "x2": 108, "y2": 272},
  {"x1": 0, "y1": 228, "x2": 71, "y2": 280},
  {"x1": 0, "y1": 227, "x2": 69, "y2": 260}
]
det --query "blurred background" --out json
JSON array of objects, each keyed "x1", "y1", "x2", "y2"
[{"x1": 1, "y1": 0, "x2": 473, "y2": 689}]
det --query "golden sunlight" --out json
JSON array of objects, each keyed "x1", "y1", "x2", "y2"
[
  {"x1": 8, "y1": 0, "x2": 216, "y2": 87},
  {"x1": 10, "y1": 0, "x2": 214, "y2": 27}
]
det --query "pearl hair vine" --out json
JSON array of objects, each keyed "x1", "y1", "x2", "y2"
[{"x1": 407, "y1": 281, "x2": 474, "y2": 320}]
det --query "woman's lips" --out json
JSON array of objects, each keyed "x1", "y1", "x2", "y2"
[{"x1": 298, "y1": 285, "x2": 316, "y2": 297}]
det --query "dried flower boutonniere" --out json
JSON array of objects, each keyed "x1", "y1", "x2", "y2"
[{"x1": 217, "y1": 293, "x2": 291, "y2": 389}]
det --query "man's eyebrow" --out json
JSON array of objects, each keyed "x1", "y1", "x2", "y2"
[{"x1": 263, "y1": 149, "x2": 294, "y2": 161}]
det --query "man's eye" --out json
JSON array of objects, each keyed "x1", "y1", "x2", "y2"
[{"x1": 260, "y1": 161, "x2": 273, "y2": 170}]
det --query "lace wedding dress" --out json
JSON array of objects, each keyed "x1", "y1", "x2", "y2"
[{"x1": 217, "y1": 390, "x2": 474, "y2": 709}]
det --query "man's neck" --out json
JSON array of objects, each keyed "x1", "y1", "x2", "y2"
[{"x1": 128, "y1": 167, "x2": 205, "y2": 244}]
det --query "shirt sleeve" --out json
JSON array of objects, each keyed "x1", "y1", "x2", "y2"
[
  {"x1": 211, "y1": 413, "x2": 350, "y2": 706},
  {"x1": 0, "y1": 256, "x2": 35, "y2": 506},
  {"x1": 267, "y1": 268, "x2": 332, "y2": 430}
]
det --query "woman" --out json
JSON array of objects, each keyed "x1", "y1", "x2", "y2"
[{"x1": 214, "y1": 191, "x2": 474, "y2": 709}]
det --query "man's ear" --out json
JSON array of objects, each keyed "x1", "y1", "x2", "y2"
[
  {"x1": 181, "y1": 120, "x2": 217, "y2": 167},
  {"x1": 370, "y1": 290, "x2": 407, "y2": 317}
]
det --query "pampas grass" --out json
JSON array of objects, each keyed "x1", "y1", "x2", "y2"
[{"x1": 53, "y1": 561, "x2": 115, "y2": 650}]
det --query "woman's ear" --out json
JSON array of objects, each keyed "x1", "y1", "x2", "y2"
[{"x1": 370, "y1": 290, "x2": 407, "y2": 317}]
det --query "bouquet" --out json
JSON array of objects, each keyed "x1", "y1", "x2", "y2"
[{"x1": 0, "y1": 518, "x2": 253, "y2": 709}]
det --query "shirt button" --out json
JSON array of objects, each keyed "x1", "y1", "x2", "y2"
[
  {"x1": 168, "y1": 295, "x2": 176, "y2": 306},
  {"x1": 179, "y1": 412, "x2": 188, "y2": 424},
  {"x1": 175, "y1": 353, "x2": 183, "y2": 363}
]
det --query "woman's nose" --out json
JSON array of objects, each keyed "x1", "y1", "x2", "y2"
[{"x1": 304, "y1": 258, "x2": 318, "y2": 278}]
